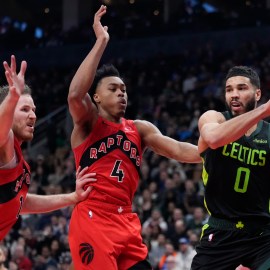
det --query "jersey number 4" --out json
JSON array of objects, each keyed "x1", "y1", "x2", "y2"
[{"x1": 110, "y1": 160, "x2": 125, "y2": 182}]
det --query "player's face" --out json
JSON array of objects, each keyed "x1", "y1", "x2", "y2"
[
  {"x1": 225, "y1": 76, "x2": 261, "y2": 116},
  {"x1": 94, "y1": 76, "x2": 128, "y2": 121},
  {"x1": 12, "y1": 94, "x2": 37, "y2": 143}
]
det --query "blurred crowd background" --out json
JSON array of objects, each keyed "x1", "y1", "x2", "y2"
[{"x1": 1, "y1": 0, "x2": 270, "y2": 269}]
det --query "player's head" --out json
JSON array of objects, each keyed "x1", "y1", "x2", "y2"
[
  {"x1": 0, "y1": 84, "x2": 31, "y2": 103},
  {"x1": 0, "y1": 84, "x2": 36, "y2": 143},
  {"x1": 90, "y1": 64, "x2": 127, "y2": 121},
  {"x1": 224, "y1": 66, "x2": 261, "y2": 116}
]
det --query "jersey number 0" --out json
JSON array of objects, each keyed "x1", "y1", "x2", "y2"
[{"x1": 234, "y1": 167, "x2": 250, "y2": 193}]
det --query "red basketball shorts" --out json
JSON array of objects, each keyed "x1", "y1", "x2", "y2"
[{"x1": 69, "y1": 200, "x2": 148, "y2": 270}]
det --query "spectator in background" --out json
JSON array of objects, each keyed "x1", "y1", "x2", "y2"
[
  {"x1": 10, "y1": 243, "x2": 32, "y2": 270},
  {"x1": 162, "y1": 255, "x2": 180, "y2": 270},
  {"x1": 176, "y1": 237, "x2": 196, "y2": 270},
  {"x1": 183, "y1": 179, "x2": 203, "y2": 216},
  {"x1": 148, "y1": 233, "x2": 167, "y2": 269},
  {"x1": 0, "y1": 246, "x2": 8, "y2": 270},
  {"x1": 58, "y1": 252, "x2": 72, "y2": 270},
  {"x1": 167, "y1": 219, "x2": 188, "y2": 250},
  {"x1": 158, "y1": 242, "x2": 178, "y2": 270},
  {"x1": 186, "y1": 206, "x2": 208, "y2": 235},
  {"x1": 8, "y1": 261, "x2": 18, "y2": 270},
  {"x1": 143, "y1": 208, "x2": 168, "y2": 234},
  {"x1": 135, "y1": 187, "x2": 153, "y2": 223}
]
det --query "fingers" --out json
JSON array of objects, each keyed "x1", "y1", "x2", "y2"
[
  {"x1": 76, "y1": 166, "x2": 88, "y2": 178},
  {"x1": 76, "y1": 165, "x2": 82, "y2": 178},
  {"x1": 75, "y1": 167, "x2": 96, "y2": 201},
  {"x1": 96, "y1": 5, "x2": 107, "y2": 16},
  {"x1": 77, "y1": 175, "x2": 97, "y2": 185},
  {"x1": 19, "y1": 60, "x2": 27, "y2": 77},
  {"x1": 76, "y1": 166, "x2": 96, "y2": 182},
  {"x1": 3, "y1": 61, "x2": 12, "y2": 75},
  {"x1": 3, "y1": 55, "x2": 27, "y2": 80},
  {"x1": 4, "y1": 71, "x2": 13, "y2": 87},
  {"x1": 94, "y1": 5, "x2": 107, "y2": 22},
  {"x1": 8, "y1": 86, "x2": 17, "y2": 95},
  {"x1": 76, "y1": 166, "x2": 96, "y2": 177},
  {"x1": 10, "y1": 55, "x2": 16, "y2": 74},
  {"x1": 81, "y1": 186, "x2": 93, "y2": 198}
]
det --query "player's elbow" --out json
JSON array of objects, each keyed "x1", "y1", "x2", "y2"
[
  {"x1": 205, "y1": 136, "x2": 222, "y2": 149},
  {"x1": 68, "y1": 90, "x2": 81, "y2": 104}
]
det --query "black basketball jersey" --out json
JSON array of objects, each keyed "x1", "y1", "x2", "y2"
[{"x1": 201, "y1": 111, "x2": 270, "y2": 222}]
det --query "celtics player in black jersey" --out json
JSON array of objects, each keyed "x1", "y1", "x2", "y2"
[{"x1": 191, "y1": 66, "x2": 270, "y2": 270}]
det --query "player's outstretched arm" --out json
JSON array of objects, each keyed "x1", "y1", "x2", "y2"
[
  {"x1": 68, "y1": 5, "x2": 109, "y2": 126},
  {"x1": 199, "y1": 103, "x2": 270, "y2": 151},
  {"x1": 135, "y1": 120, "x2": 201, "y2": 163},
  {"x1": 21, "y1": 167, "x2": 96, "y2": 214}
]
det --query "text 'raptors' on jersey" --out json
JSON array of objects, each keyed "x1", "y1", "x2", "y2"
[{"x1": 73, "y1": 116, "x2": 142, "y2": 206}]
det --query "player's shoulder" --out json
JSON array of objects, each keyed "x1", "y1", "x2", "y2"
[
  {"x1": 199, "y1": 110, "x2": 226, "y2": 123},
  {"x1": 133, "y1": 119, "x2": 156, "y2": 130},
  {"x1": 133, "y1": 120, "x2": 160, "y2": 138}
]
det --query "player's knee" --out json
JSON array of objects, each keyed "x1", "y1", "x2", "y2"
[{"x1": 128, "y1": 260, "x2": 152, "y2": 270}]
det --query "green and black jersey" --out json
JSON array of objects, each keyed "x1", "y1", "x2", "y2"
[{"x1": 201, "y1": 111, "x2": 270, "y2": 222}]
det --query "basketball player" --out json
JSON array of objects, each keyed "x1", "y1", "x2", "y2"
[
  {"x1": 0, "y1": 55, "x2": 97, "y2": 241},
  {"x1": 191, "y1": 66, "x2": 270, "y2": 270},
  {"x1": 68, "y1": 5, "x2": 201, "y2": 270}
]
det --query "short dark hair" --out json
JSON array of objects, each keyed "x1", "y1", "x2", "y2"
[
  {"x1": 0, "y1": 84, "x2": 32, "y2": 104},
  {"x1": 89, "y1": 64, "x2": 121, "y2": 102},
  {"x1": 225, "y1": 66, "x2": 260, "y2": 89}
]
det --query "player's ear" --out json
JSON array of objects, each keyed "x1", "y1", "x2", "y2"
[
  {"x1": 255, "y1": 88, "x2": 261, "y2": 101},
  {"x1": 93, "y1": 93, "x2": 100, "y2": 104}
]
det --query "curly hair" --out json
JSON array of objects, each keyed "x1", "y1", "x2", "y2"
[{"x1": 89, "y1": 64, "x2": 122, "y2": 103}]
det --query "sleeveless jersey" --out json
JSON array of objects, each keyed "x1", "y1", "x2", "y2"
[
  {"x1": 0, "y1": 138, "x2": 31, "y2": 240},
  {"x1": 73, "y1": 116, "x2": 142, "y2": 206},
  {"x1": 201, "y1": 111, "x2": 270, "y2": 222}
]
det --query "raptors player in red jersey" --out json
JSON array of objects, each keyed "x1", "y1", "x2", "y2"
[
  {"x1": 0, "y1": 55, "x2": 97, "y2": 241},
  {"x1": 68, "y1": 5, "x2": 201, "y2": 270}
]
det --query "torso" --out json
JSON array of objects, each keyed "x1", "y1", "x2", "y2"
[
  {"x1": 0, "y1": 138, "x2": 31, "y2": 240},
  {"x1": 202, "y1": 111, "x2": 270, "y2": 221},
  {"x1": 73, "y1": 116, "x2": 142, "y2": 206}
]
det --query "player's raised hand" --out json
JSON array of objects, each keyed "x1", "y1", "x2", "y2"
[
  {"x1": 93, "y1": 5, "x2": 109, "y2": 42},
  {"x1": 3, "y1": 55, "x2": 27, "y2": 97}
]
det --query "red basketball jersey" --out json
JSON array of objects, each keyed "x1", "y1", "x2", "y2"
[
  {"x1": 73, "y1": 116, "x2": 142, "y2": 206},
  {"x1": 0, "y1": 138, "x2": 31, "y2": 240}
]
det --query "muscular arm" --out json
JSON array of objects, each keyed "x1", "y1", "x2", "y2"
[
  {"x1": 68, "y1": 6, "x2": 109, "y2": 147},
  {"x1": 21, "y1": 168, "x2": 96, "y2": 214},
  {"x1": 68, "y1": 37, "x2": 107, "y2": 124},
  {"x1": 0, "y1": 92, "x2": 18, "y2": 148},
  {"x1": 0, "y1": 92, "x2": 17, "y2": 164},
  {"x1": 21, "y1": 193, "x2": 78, "y2": 214},
  {"x1": 199, "y1": 103, "x2": 270, "y2": 152},
  {"x1": 135, "y1": 120, "x2": 201, "y2": 163}
]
